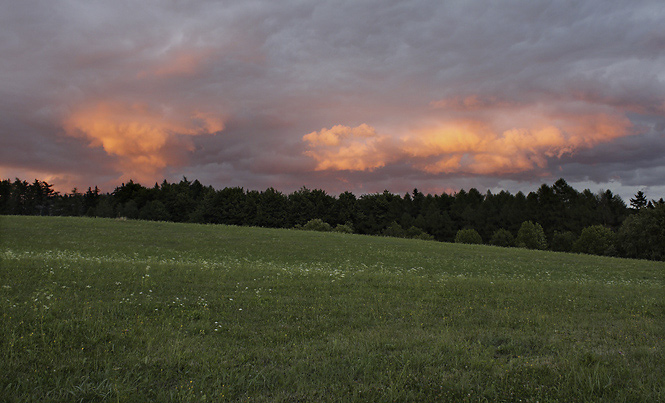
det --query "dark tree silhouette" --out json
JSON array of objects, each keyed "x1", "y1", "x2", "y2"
[
  {"x1": 5, "y1": 176, "x2": 664, "y2": 260},
  {"x1": 630, "y1": 190, "x2": 648, "y2": 210}
]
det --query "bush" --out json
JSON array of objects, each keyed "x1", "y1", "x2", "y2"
[
  {"x1": 550, "y1": 231, "x2": 578, "y2": 252},
  {"x1": 573, "y1": 225, "x2": 616, "y2": 256},
  {"x1": 455, "y1": 229, "x2": 483, "y2": 245},
  {"x1": 301, "y1": 218, "x2": 332, "y2": 232},
  {"x1": 489, "y1": 229, "x2": 514, "y2": 247},
  {"x1": 516, "y1": 221, "x2": 547, "y2": 250},
  {"x1": 406, "y1": 226, "x2": 433, "y2": 240},
  {"x1": 382, "y1": 221, "x2": 406, "y2": 238},
  {"x1": 333, "y1": 223, "x2": 354, "y2": 234},
  {"x1": 617, "y1": 205, "x2": 665, "y2": 260}
]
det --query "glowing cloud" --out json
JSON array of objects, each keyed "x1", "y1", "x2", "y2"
[
  {"x1": 303, "y1": 102, "x2": 634, "y2": 176},
  {"x1": 303, "y1": 124, "x2": 391, "y2": 171},
  {"x1": 64, "y1": 101, "x2": 224, "y2": 181},
  {"x1": 405, "y1": 110, "x2": 633, "y2": 175}
]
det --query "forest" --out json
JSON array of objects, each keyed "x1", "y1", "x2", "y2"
[{"x1": 1, "y1": 177, "x2": 663, "y2": 261}]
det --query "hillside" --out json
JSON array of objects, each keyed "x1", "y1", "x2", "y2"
[{"x1": 1, "y1": 216, "x2": 664, "y2": 401}]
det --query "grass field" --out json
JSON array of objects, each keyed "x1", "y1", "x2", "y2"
[{"x1": 1, "y1": 215, "x2": 664, "y2": 402}]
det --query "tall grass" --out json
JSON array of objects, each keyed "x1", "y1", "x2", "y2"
[{"x1": 1, "y1": 215, "x2": 663, "y2": 401}]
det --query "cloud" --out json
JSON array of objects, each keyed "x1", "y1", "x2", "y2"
[
  {"x1": 304, "y1": 101, "x2": 634, "y2": 177},
  {"x1": 138, "y1": 48, "x2": 215, "y2": 79},
  {"x1": 63, "y1": 101, "x2": 224, "y2": 182},
  {"x1": 303, "y1": 124, "x2": 392, "y2": 171},
  {"x1": 429, "y1": 96, "x2": 513, "y2": 112},
  {"x1": 1, "y1": 0, "x2": 665, "y2": 199},
  {"x1": 407, "y1": 109, "x2": 634, "y2": 175}
]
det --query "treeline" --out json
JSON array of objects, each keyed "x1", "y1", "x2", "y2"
[{"x1": 1, "y1": 177, "x2": 663, "y2": 260}]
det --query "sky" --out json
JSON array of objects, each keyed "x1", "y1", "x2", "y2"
[{"x1": 2, "y1": 0, "x2": 665, "y2": 201}]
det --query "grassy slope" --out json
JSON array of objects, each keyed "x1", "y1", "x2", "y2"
[{"x1": 1, "y1": 215, "x2": 664, "y2": 402}]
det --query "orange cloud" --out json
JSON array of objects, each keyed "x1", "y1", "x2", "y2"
[
  {"x1": 406, "y1": 111, "x2": 633, "y2": 174},
  {"x1": 64, "y1": 101, "x2": 224, "y2": 181},
  {"x1": 303, "y1": 124, "x2": 392, "y2": 171},
  {"x1": 401, "y1": 120, "x2": 491, "y2": 157},
  {"x1": 303, "y1": 104, "x2": 634, "y2": 176}
]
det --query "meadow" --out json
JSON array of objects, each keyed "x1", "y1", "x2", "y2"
[{"x1": 1, "y1": 215, "x2": 663, "y2": 402}]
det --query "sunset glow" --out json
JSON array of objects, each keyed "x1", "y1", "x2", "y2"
[
  {"x1": 303, "y1": 124, "x2": 391, "y2": 171},
  {"x1": 303, "y1": 108, "x2": 634, "y2": 176},
  {"x1": 64, "y1": 102, "x2": 224, "y2": 182},
  {"x1": 1, "y1": 1, "x2": 663, "y2": 198}
]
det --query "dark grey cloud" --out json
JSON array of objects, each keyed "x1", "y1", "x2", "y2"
[{"x1": 1, "y1": 0, "x2": 663, "y2": 199}]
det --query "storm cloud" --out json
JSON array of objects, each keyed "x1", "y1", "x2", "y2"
[{"x1": 1, "y1": 0, "x2": 664, "y2": 200}]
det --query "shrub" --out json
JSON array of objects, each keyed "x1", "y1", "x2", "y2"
[
  {"x1": 333, "y1": 223, "x2": 354, "y2": 234},
  {"x1": 617, "y1": 204, "x2": 665, "y2": 260},
  {"x1": 382, "y1": 221, "x2": 406, "y2": 238},
  {"x1": 573, "y1": 225, "x2": 616, "y2": 256},
  {"x1": 413, "y1": 233, "x2": 434, "y2": 241},
  {"x1": 455, "y1": 229, "x2": 483, "y2": 245},
  {"x1": 489, "y1": 229, "x2": 514, "y2": 247},
  {"x1": 406, "y1": 226, "x2": 433, "y2": 240},
  {"x1": 516, "y1": 221, "x2": 547, "y2": 250},
  {"x1": 550, "y1": 231, "x2": 578, "y2": 252},
  {"x1": 301, "y1": 218, "x2": 332, "y2": 232}
]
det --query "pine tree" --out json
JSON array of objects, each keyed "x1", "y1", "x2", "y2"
[{"x1": 630, "y1": 190, "x2": 648, "y2": 210}]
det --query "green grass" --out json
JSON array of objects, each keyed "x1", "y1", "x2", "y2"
[{"x1": 1, "y1": 215, "x2": 664, "y2": 402}]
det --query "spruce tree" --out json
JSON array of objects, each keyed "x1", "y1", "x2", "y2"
[{"x1": 630, "y1": 190, "x2": 648, "y2": 210}]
